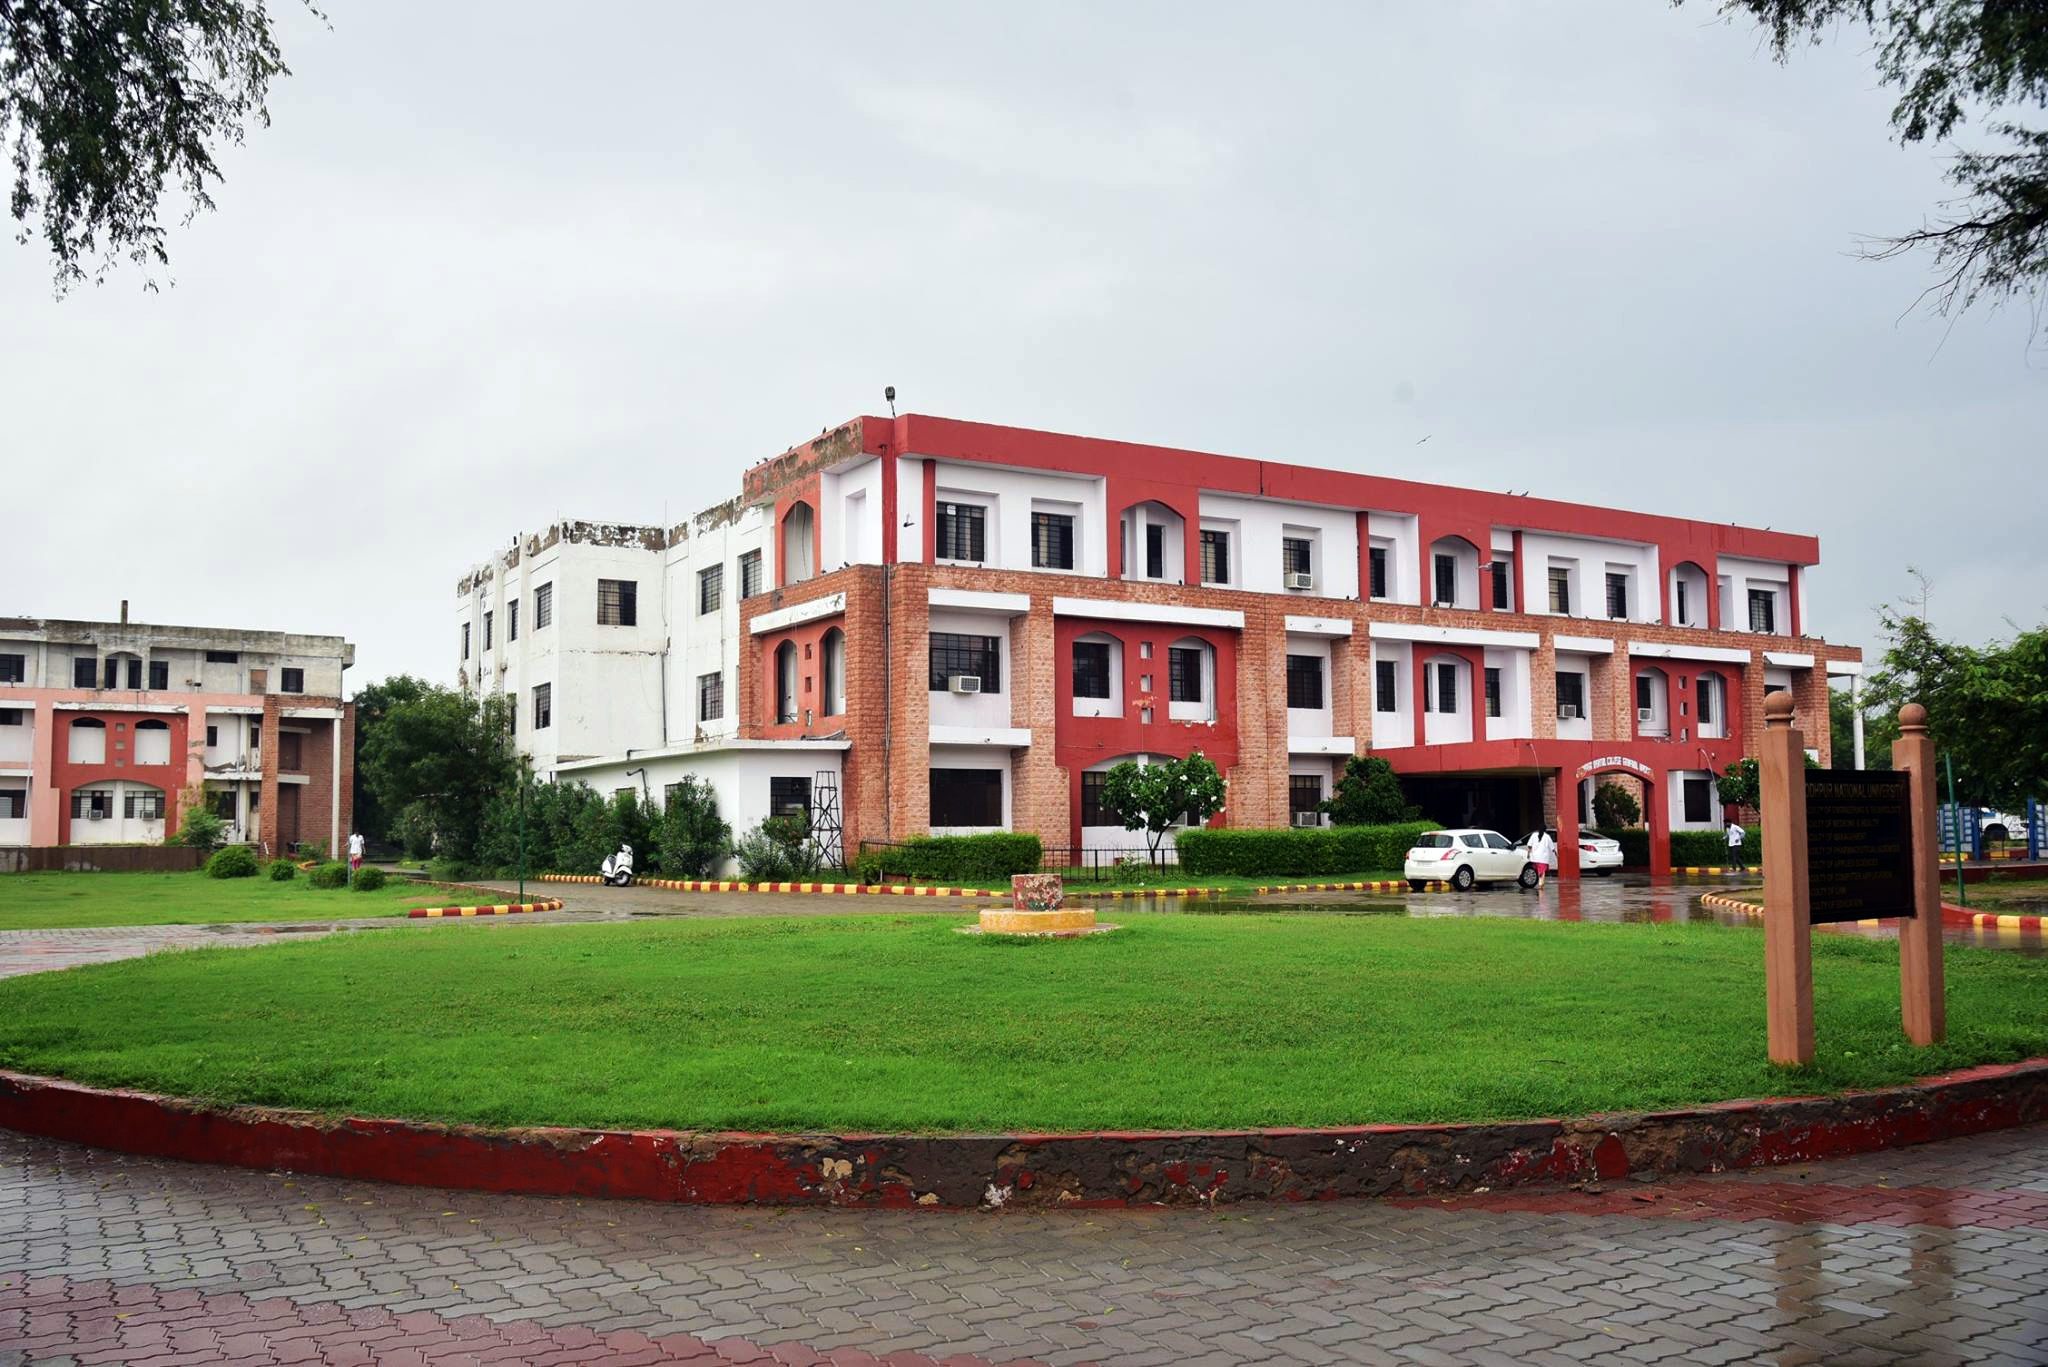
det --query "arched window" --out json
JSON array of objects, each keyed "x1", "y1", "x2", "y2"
[
  {"x1": 820, "y1": 628, "x2": 845, "y2": 717},
  {"x1": 1633, "y1": 667, "x2": 1670, "y2": 737},
  {"x1": 1670, "y1": 561, "x2": 1710, "y2": 627},
  {"x1": 1118, "y1": 501, "x2": 1186, "y2": 583},
  {"x1": 67, "y1": 717, "x2": 107, "y2": 764},
  {"x1": 1428, "y1": 536, "x2": 1480, "y2": 609},
  {"x1": 775, "y1": 641, "x2": 798, "y2": 724},
  {"x1": 133, "y1": 718, "x2": 171, "y2": 765},
  {"x1": 1071, "y1": 631, "x2": 1122, "y2": 718},
  {"x1": 1165, "y1": 637, "x2": 1215, "y2": 722},
  {"x1": 782, "y1": 502, "x2": 816, "y2": 585}
]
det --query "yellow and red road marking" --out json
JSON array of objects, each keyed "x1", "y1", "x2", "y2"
[{"x1": 408, "y1": 899, "x2": 565, "y2": 919}]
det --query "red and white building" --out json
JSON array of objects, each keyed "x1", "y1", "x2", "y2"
[
  {"x1": 457, "y1": 415, "x2": 1859, "y2": 877},
  {"x1": 0, "y1": 611, "x2": 356, "y2": 854}
]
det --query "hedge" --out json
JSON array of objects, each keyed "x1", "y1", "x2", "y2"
[
  {"x1": 350, "y1": 866, "x2": 389, "y2": 892},
  {"x1": 307, "y1": 861, "x2": 350, "y2": 890},
  {"x1": 1672, "y1": 828, "x2": 1759, "y2": 867},
  {"x1": 1175, "y1": 822, "x2": 1439, "y2": 878},
  {"x1": 865, "y1": 833, "x2": 1042, "y2": 885},
  {"x1": 1591, "y1": 827, "x2": 1651, "y2": 868}
]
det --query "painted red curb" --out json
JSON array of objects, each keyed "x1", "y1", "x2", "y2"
[
  {"x1": 2, "y1": 1059, "x2": 2042, "y2": 1210},
  {"x1": 536, "y1": 874, "x2": 1000, "y2": 897},
  {"x1": 1941, "y1": 903, "x2": 2045, "y2": 932},
  {"x1": 407, "y1": 900, "x2": 565, "y2": 919}
]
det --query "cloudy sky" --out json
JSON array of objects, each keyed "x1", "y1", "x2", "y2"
[{"x1": 6, "y1": 1, "x2": 2041, "y2": 689}]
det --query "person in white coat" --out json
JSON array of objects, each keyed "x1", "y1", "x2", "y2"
[{"x1": 1529, "y1": 828, "x2": 1559, "y2": 890}]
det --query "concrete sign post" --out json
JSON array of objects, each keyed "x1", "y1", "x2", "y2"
[
  {"x1": 1892, "y1": 703, "x2": 1947, "y2": 1046},
  {"x1": 1760, "y1": 693, "x2": 1815, "y2": 1066}
]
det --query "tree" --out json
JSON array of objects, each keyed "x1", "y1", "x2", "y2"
[
  {"x1": 1828, "y1": 683, "x2": 1897, "y2": 771},
  {"x1": 355, "y1": 682, "x2": 516, "y2": 863},
  {"x1": 163, "y1": 780, "x2": 224, "y2": 849},
  {"x1": 654, "y1": 776, "x2": 731, "y2": 879},
  {"x1": 1686, "y1": 2, "x2": 2048, "y2": 334},
  {"x1": 3, "y1": 0, "x2": 313, "y2": 290},
  {"x1": 1098, "y1": 752, "x2": 1228, "y2": 864},
  {"x1": 1716, "y1": 752, "x2": 1820, "y2": 813},
  {"x1": 1865, "y1": 608, "x2": 2048, "y2": 807},
  {"x1": 1592, "y1": 781, "x2": 1642, "y2": 829},
  {"x1": 1320, "y1": 754, "x2": 1421, "y2": 826},
  {"x1": 349, "y1": 675, "x2": 432, "y2": 844}
]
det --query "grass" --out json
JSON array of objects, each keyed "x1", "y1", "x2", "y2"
[
  {"x1": 1952, "y1": 875, "x2": 2048, "y2": 912},
  {"x1": 0, "y1": 872, "x2": 444, "y2": 930},
  {"x1": 0, "y1": 913, "x2": 2040, "y2": 1134}
]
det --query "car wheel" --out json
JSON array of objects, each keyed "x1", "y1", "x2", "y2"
[
  {"x1": 1451, "y1": 865, "x2": 1476, "y2": 891},
  {"x1": 1407, "y1": 880, "x2": 1426, "y2": 892},
  {"x1": 1518, "y1": 864, "x2": 1539, "y2": 890},
  {"x1": 1595, "y1": 868, "x2": 1614, "y2": 877}
]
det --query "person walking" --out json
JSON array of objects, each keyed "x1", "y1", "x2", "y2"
[
  {"x1": 1725, "y1": 816, "x2": 1747, "y2": 870},
  {"x1": 1529, "y1": 828, "x2": 1558, "y2": 890},
  {"x1": 347, "y1": 830, "x2": 365, "y2": 875}
]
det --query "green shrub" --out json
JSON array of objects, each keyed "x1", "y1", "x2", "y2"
[
  {"x1": 426, "y1": 856, "x2": 475, "y2": 883},
  {"x1": 308, "y1": 861, "x2": 350, "y2": 889},
  {"x1": 267, "y1": 858, "x2": 297, "y2": 881},
  {"x1": 351, "y1": 866, "x2": 388, "y2": 892},
  {"x1": 733, "y1": 824, "x2": 799, "y2": 881},
  {"x1": 1175, "y1": 822, "x2": 1438, "y2": 878},
  {"x1": 1592, "y1": 782, "x2": 1642, "y2": 829},
  {"x1": 866, "y1": 833, "x2": 1042, "y2": 884},
  {"x1": 204, "y1": 845, "x2": 260, "y2": 879},
  {"x1": 1671, "y1": 829, "x2": 1759, "y2": 867}
]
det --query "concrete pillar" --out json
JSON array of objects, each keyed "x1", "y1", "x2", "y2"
[
  {"x1": 1760, "y1": 692, "x2": 1815, "y2": 1066},
  {"x1": 1850, "y1": 673, "x2": 1866, "y2": 770},
  {"x1": 1894, "y1": 703, "x2": 1946, "y2": 1045}
]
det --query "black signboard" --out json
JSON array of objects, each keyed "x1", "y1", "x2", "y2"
[{"x1": 1804, "y1": 771, "x2": 1915, "y2": 924}]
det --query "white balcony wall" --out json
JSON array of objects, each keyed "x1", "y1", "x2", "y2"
[
  {"x1": 666, "y1": 508, "x2": 772, "y2": 746},
  {"x1": 923, "y1": 460, "x2": 1106, "y2": 576},
  {"x1": 820, "y1": 458, "x2": 884, "y2": 570},
  {"x1": 1483, "y1": 647, "x2": 1532, "y2": 739},
  {"x1": 1555, "y1": 652, "x2": 1595, "y2": 741},
  {"x1": 1519, "y1": 534, "x2": 1658, "y2": 622},
  {"x1": 928, "y1": 743, "x2": 1012, "y2": 836},
  {"x1": 1421, "y1": 656, "x2": 1474, "y2": 746},
  {"x1": 1285, "y1": 635, "x2": 1333, "y2": 738},
  {"x1": 1720, "y1": 555, "x2": 1792, "y2": 635},
  {"x1": 1072, "y1": 632, "x2": 1123, "y2": 719},
  {"x1": 1197, "y1": 495, "x2": 1359, "y2": 598},
  {"x1": 927, "y1": 609, "x2": 1015, "y2": 730},
  {"x1": 1369, "y1": 641, "x2": 1414, "y2": 749},
  {"x1": 0, "y1": 709, "x2": 32, "y2": 763},
  {"x1": 1367, "y1": 513, "x2": 1419, "y2": 604}
]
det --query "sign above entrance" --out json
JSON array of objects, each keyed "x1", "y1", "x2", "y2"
[
  {"x1": 1805, "y1": 771, "x2": 1914, "y2": 924},
  {"x1": 1575, "y1": 756, "x2": 1652, "y2": 783}
]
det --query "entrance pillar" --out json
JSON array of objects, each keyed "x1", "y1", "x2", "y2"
[
  {"x1": 1760, "y1": 693, "x2": 1815, "y2": 1066},
  {"x1": 1647, "y1": 772, "x2": 1672, "y2": 879},
  {"x1": 1555, "y1": 772, "x2": 1580, "y2": 880},
  {"x1": 1894, "y1": 704, "x2": 1946, "y2": 1045}
]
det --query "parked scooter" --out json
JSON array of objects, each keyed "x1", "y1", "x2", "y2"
[{"x1": 600, "y1": 843, "x2": 635, "y2": 887}]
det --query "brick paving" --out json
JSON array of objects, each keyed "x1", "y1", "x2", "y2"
[{"x1": 3, "y1": 1124, "x2": 2045, "y2": 1365}]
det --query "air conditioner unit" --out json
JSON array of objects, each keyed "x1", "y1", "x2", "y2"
[
  {"x1": 1291, "y1": 811, "x2": 1323, "y2": 828},
  {"x1": 1637, "y1": 708, "x2": 1655, "y2": 723},
  {"x1": 1559, "y1": 704, "x2": 1580, "y2": 720},
  {"x1": 1433, "y1": 599, "x2": 1456, "y2": 609},
  {"x1": 948, "y1": 675, "x2": 982, "y2": 695},
  {"x1": 1284, "y1": 571, "x2": 1315, "y2": 591},
  {"x1": 87, "y1": 811, "x2": 106, "y2": 822}
]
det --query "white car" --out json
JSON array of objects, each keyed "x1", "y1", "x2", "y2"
[
  {"x1": 1524, "y1": 830, "x2": 1624, "y2": 876},
  {"x1": 1404, "y1": 829, "x2": 1538, "y2": 892}
]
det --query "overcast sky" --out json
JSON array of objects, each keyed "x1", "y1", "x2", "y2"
[{"x1": 6, "y1": 1, "x2": 2042, "y2": 690}]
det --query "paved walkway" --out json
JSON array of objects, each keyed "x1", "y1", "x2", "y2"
[{"x1": 3, "y1": 1124, "x2": 2045, "y2": 1365}]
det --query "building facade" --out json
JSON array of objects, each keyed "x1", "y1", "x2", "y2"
[
  {"x1": 0, "y1": 611, "x2": 355, "y2": 853},
  {"x1": 456, "y1": 415, "x2": 1859, "y2": 877}
]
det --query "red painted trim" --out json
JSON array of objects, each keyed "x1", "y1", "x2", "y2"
[
  {"x1": 2, "y1": 1058, "x2": 2040, "y2": 1208},
  {"x1": 921, "y1": 458, "x2": 937, "y2": 566},
  {"x1": 1786, "y1": 562, "x2": 1803, "y2": 638},
  {"x1": 755, "y1": 617, "x2": 848, "y2": 738},
  {"x1": 50, "y1": 708, "x2": 190, "y2": 845},
  {"x1": 879, "y1": 431, "x2": 899, "y2": 567}
]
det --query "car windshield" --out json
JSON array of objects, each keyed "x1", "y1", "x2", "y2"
[
  {"x1": 1483, "y1": 833, "x2": 1513, "y2": 850},
  {"x1": 1415, "y1": 833, "x2": 1453, "y2": 849}
]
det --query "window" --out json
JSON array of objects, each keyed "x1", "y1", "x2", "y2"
[
  {"x1": 1696, "y1": 674, "x2": 1716, "y2": 725},
  {"x1": 775, "y1": 641, "x2": 798, "y2": 724},
  {"x1": 1489, "y1": 560, "x2": 1510, "y2": 610},
  {"x1": 698, "y1": 564, "x2": 724, "y2": 615},
  {"x1": 769, "y1": 776, "x2": 811, "y2": 821},
  {"x1": 1424, "y1": 662, "x2": 1457, "y2": 714},
  {"x1": 101, "y1": 657, "x2": 118, "y2": 689},
  {"x1": 1031, "y1": 510, "x2": 1075, "y2": 570},
  {"x1": 1080, "y1": 770, "x2": 1109, "y2": 827},
  {"x1": 483, "y1": 611, "x2": 493, "y2": 650},
  {"x1": 1072, "y1": 641, "x2": 1112, "y2": 699},
  {"x1": 1289, "y1": 774, "x2": 1323, "y2": 817},
  {"x1": 598, "y1": 579, "x2": 638, "y2": 626},
  {"x1": 147, "y1": 660, "x2": 169, "y2": 690},
  {"x1": 0, "y1": 788, "x2": 24, "y2": 819},
  {"x1": 73, "y1": 657, "x2": 95, "y2": 688},
  {"x1": 930, "y1": 769, "x2": 1003, "y2": 827},
  {"x1": 739, "y1": 550, "x2": 763, "y2": 599},
  {"x1": 534, "y1": 582, "x2": 553, "y2": 629},
  {"x1": 279, "y1": 733, "x2": 303, "y2": 770},
  {"x1": 0, "y1": 708, "x2": 16, "y2": 725},
  {"x1": 1368, "y1": 545, "x2": 1389, "y2": 599},
  {"x1": 1684, "y1": 777, "x2": 1714, "y2": 824},
  {"x1": 1283, "y1": 537, "x2": 1314, "y2": 578},
  {"x1": 206, "y1": 724, "x2": 218, "y2": 747},
  {"x1": 281, "y1": 668, "x2": 304, "y2": 694},
  {"x1": 249, "y1": 722, "x2": 261, "y2": 746},
  {"x1": 697, "y1": 671, "x2": 724, "y2": 722},
  {"x1": 1748, "y1": 588, "x2": 1777, "y2": 634},
  {"x1": 1556, "y1": 671, "x2": 1586, "y2": 718},
  {"x1": 1199, "y1": 529, "x2": 1230, "y2": 585},
  {"x1": 205, "y1": 650, "x2": 239, "y2": 664},
  {"x1": 1375, "y1": 660, "x2": 1398, "y2": 713},
  {"x1": 509, "y1": 600, "x2": 519, "y2": 642},
  {"x1": 820, "y1": 629, "x2": 844, "y2": 716},
  {"x1": 124, "y1": 658, "x2": 142, "y2": 689},
  {"x1": 929, "y1": 633, "x2": 1000, "y2": 692},
  {"x1": 1547, "y1": 567, "x2": 1571, "y2": 615},
  {"x1": 1285, "y1": 654, "x2": 1324, "y2": 710},
  {"x1": 1145, "y1": 525, "x2": 1165, "y2": 579},
  {"x1": 1635, "y1": 675, "x2": 1652, "y2": 711},
  {"x1": 1484, "y1": 666, "x2": 1502, "y2": 719},
  {"x1": 125, "y1": 789, "x2": 165, "y2": 820},
  {"x1": 1606, "y1": 572, "x2": 1629, "y2": 620},
  {"x1": 1675, "y1": 579, "x2": 1690, "y2": 626},
  {"x1": 0, "y1": 653, "x2": 22, "y2": 683},
  {"x1": 935, "y1": 503, "x2": 986, "y2": 562},
  {"x1": 1168, "y1": 646, "x2": 1204, "y2": 703},
  {"x1": 1433, "y1": 554, "x2": 1457, "y2": 606},
  {"x1": 461, "y1": 623, "x2": 470, "y2": 660},
  {"x1": 532, "y1": 682, "x2": 552, "y2": 730},
  {"x1": 213, "y1": 789, "x2": 237, "y2": 820},
  {"x1": 71, "y1": 789, "x2": 113, "y2": 820}
]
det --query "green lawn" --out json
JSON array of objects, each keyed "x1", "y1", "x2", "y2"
[
  {"x1": 1953, "y1": 875, "x2": 2048, "y2": 912},
  {"x1": 0, "y1": 913, "x2": 2040, "y2": 1134},
  {"x1": 0, "y1": 872, "x2": 442, "y2": 930}
]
